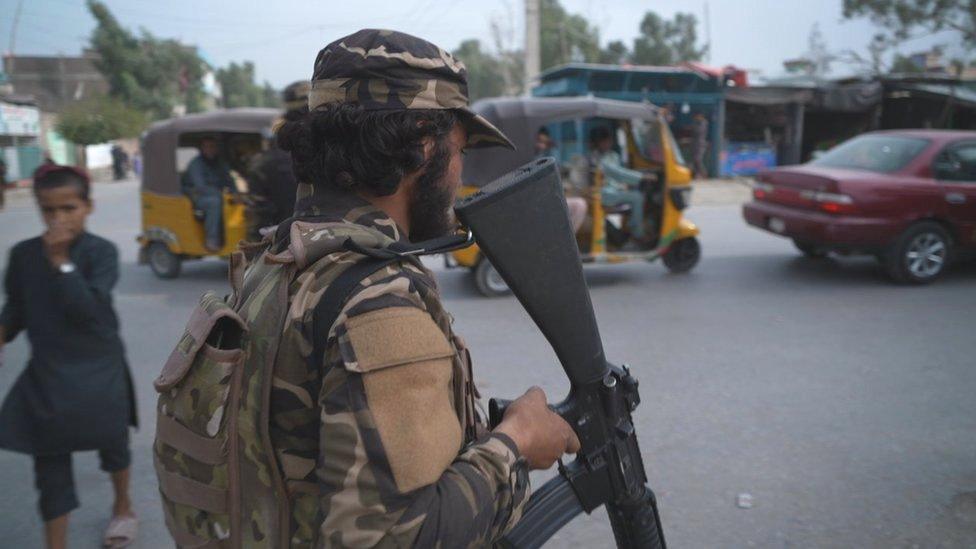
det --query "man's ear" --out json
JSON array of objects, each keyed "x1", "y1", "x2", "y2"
[{"x1": 420, "y1": 135, "x2": 436, "y2": 163}]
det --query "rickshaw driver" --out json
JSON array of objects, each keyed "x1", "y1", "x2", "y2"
[
  {"x1": 589, "y1": 126, "x2": 652, "y2": 242},
  {"x1": 182, "y1": 136, "x2": 237, "y2": 251}
]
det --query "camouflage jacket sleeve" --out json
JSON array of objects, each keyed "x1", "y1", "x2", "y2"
[{"x1": 316, "y1": 268, "x2": 530, "y2": 548}]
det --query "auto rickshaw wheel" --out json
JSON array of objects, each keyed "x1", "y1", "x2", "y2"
[
  {"x1": 473, "y1": 258, "x2": 510, "y2": 297},
  {"x1": 662, "y1": 237, "x2": 700, "y2": 273},
  {"x1": 148, "y1": 242, "x2": 182, "y2": 279}
]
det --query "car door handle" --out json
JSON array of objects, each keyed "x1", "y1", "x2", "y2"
[{"x1": 946, "y1": 192, "x2": 966, "y2": 204}]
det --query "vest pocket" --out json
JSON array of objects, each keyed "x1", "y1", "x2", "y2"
[{"x1": 154, "y1": 293, "x2": 246, "y2": 547}]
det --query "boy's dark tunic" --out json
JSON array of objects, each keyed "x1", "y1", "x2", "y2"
[{"x1": 0, "y1": 232, "x2": 136, "y2": 455}]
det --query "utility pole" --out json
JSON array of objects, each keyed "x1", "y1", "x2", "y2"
[
  {"x1": 7, "y1": 0, "x2": 25, "y2": 73},
  {"x1": 704, "y1": 1, "x2": 711, "y2": 64},
  {"x1": 524, "y1": 0, "x2": 541, "y2": 94}
]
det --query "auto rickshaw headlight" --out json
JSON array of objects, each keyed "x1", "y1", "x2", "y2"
[{"x1": 670, "y1": 186, "x2": 693, "y2": 210}]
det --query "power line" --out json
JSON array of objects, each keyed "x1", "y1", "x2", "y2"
[{"x1": 204, "y1": 24, "x2": 326, "y2": 52}]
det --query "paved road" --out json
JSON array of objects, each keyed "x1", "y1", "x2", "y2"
[{"x1": 1, "y1": 180, "x2": 974, "y2": 548}]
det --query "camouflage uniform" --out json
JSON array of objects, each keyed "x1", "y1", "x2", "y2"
[
  {"x1": 280, "y1": 30, "x2": 523, "y2": 546},
  {"x1": 264, "y1": 183, "x2": 528, "y2": 547},
  {"x1": 155, "y1": 29, "x2": 526, "y2": 548}
]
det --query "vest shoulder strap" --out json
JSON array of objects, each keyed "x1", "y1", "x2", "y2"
[{"x1": 310, "y1": 256, "x2": 403, "y2": 371}]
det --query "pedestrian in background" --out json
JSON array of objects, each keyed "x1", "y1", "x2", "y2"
[
  {"x1": 131, "y1": 152, "x2": 142, "y2": 178},
  {"x1": 0, "y1": 157, "x2": 7, "y2": 211},
  {"x1": 0, "y1": 165, "x2": 138, "y2": 549},
  {"x1": 110, "y1": 145, "x2": 129, "y2": 181},
  {"x1": 691, "y1": 112, "x2": 710, "y2": 178}
]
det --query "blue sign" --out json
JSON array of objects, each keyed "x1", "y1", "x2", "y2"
[{"x1": 721, "y1": 143, "x2": 776, "y2": 176}]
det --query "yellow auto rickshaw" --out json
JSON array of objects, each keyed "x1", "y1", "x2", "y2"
[
  {"x1": 448, "y1": 96, "x2": 701, "y2": 296},
  {"x1": 138, "y1": 108, "x2": 278, "y2": 278}
]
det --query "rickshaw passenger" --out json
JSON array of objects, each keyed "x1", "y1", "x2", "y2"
[
  {"x1": 182, "y1": 136, "x2": 235, "y2": 251},
  {"x1": 589, "y1": 126, "x2": 646, "y2": 240},
  {"x1": 536, "y1": 127, "x2": 587, "y2": 233}
]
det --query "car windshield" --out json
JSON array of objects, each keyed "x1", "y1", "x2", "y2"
[{"x1": 810, "y1": 135, "x2": 929, "y2": 173}]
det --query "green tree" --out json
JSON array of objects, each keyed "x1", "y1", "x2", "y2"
[
  {"x1": 842, "y1": 0, "x2": 975, "y2": 48},
  {"x1": 890, "y1": 54, "x2": 924, "y2": 74},
  {"x1": 216, "y1": 61, "x2": 278, "y2": 108},
  {"x1": 631, "y1": 11, "x2": 707, "y2": 66},
  {"x1": 56, "y1": 94, "x2": 149, "y2": 145},
  {"x1": 599, "y1": 40, "x2": 630, "y2": 64},
  {"x1": 540, "y1": 0, "x2": 600, "y2": 70},
  {"x1": 87, "y1": 0, "x2": 206, "y2": 119},
  {"x1": 453, "y1": 39, "x2": 509, "y2": 100},
  {"x1": 261, "y1": 83, "x2": 279, "y2": 108}
]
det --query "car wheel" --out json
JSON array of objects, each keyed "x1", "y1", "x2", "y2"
[
  {"x1": 793, "y1": 239, "x2": 827, "y2": 258},
  {"x1": 473, "y1": 258, "x2": 510, "y2": 297},
  {"x1": 148, "y1": 242, "x2": 182, "y2": 279},
  {"x1": 884, "y1": 222, "x2": 951, "y2": 284},
  {"x1": 662, "y1": 237, "x2": 701, "y2": 273}
]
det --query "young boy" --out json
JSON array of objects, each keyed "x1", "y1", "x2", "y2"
[{"x1": 0, "y1": 165, "x2": 138, "y2": 549}]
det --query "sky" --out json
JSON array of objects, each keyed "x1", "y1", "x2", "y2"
[{"x1": 1, "y1": 0, "x2": 968, "y2": 88}]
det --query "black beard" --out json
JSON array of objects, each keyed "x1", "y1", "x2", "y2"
[{"x1": 408, "y1": 142, "x2": 454, "y2": 242}]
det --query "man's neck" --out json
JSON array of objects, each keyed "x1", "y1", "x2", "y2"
[{"x1": 359, "y1": 183, "x2": 412, "y2": 238}]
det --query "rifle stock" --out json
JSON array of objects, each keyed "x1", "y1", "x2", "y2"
[
  {"x1": 455, "y1": 158, "x2": 608, "y2": 387},
  {"x1": 455, "y1": 158, "x2": 667, "y2": 549}
]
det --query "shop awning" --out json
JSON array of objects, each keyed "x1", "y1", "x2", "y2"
[
  {"x1": 889, "y1": 83, "x2": 976, "y2": 109},
  {"x1": 724, "y1": 87, "x2": 813, "y2": 106},
  {"x1": 726, "y1": 81, "x2": 883, "y2": 112}
]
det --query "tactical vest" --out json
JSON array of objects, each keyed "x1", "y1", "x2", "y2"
[{"x1": 153, "y1": 221, "x2": 480, "y2": 548}]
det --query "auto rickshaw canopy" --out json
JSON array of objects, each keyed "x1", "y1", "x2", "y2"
[
  {"x1": 141, "y1": 108, "x2": 279, "y2": 195},
  {"x1": 462, "y1": 96, "x2": 661, "y2": 187}
]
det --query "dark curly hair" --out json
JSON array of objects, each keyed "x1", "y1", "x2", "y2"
[{"x1": 276, "y1": 102, "x2": 459, "y2": 197}]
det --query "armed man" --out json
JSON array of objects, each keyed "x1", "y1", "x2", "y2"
[
  {"x1": 155, "y1": 29, "x2": 580, "y2": 548},
  {"x1": 275, "y1": 28, "x2": 582, "y2": 546},
  {"x1": 247, "y1": 81, "x2": 309, "y2": 237}
]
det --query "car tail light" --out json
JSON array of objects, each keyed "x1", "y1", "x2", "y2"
[
  {"x1": 800, "y1": 190, "x2": 856, "y2": 214},
  {"x1": 753, "y1": 182, "x2": 774, "y2": 200}
]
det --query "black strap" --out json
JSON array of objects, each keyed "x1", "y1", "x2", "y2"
[
  {"x1": 310, "y1": 255, "x2": 402, "y2": 371},
  {"x1": 343, "y1": 231, "x2": 473, "y2": 259},
  {"x1": 278, "y1": 214, "x2": 472, "y2": 367}
]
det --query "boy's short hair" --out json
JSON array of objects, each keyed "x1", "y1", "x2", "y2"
[{"x1": 33, "y1": 165, "x2": 92, "y2": 201}]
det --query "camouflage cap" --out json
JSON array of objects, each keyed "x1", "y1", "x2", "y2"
[
  {"x1": 308, "y1": 29, "x2": 514, "y2": 150},
  {"x1": 282, "y1": 80, "x2": 311, "y2": 114}
]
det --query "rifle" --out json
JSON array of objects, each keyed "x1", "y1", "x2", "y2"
[{"x1": 454, "y1": 158, "x2": 667, "y2": 549}]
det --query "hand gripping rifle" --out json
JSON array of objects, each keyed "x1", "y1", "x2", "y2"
[{"x1": 454, "y1": 158, "x2": 667, "y2": 549}]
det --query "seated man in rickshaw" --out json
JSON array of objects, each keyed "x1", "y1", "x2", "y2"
[
  {"x1": 535, "y1": 127, "x2": 587, "y2": 233},
  {"x1": 589, "y1": 126, "x2": 651, "y2": 242},
  {"x1": 181, "y1": 136, "x2": 236, "y2": 251}
]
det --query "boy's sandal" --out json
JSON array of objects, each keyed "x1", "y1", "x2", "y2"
[{"x1": 103, "y1": 513, "x2": 138, "y2": 548}]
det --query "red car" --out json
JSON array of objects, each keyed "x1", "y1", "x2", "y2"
[{"x1": 743, "y1": 130, "x2": 976, "y2": 283}]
